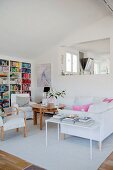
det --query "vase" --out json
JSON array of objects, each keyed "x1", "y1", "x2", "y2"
[{"x1": 48, "y1": 97, "x2": 59, "y2": 106}]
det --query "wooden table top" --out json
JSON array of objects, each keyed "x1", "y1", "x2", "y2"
[
  {"x1": 98, "y1": 152, "x2": 113, "y2": 170},
  {"x1": 0, "y1": 150, "x2": 45, "y2": 170},
  {"x1": 32, "y1": 103, "x2": 64, "y2": 110}
]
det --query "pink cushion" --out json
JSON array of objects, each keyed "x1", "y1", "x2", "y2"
[
  {"x1": 72, "y1": 104, "x2": 92, "y2": 112},
  {"x1": 103, "y1": 98, "x2": 113, "y2": 103}
]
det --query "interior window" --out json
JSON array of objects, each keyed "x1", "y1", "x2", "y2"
[
  {"x1": 72, "y1": 54, "x2": 77, "y2": 73},
  {"x1": 65, "y1": 52, "x2": 78, "y2": 74},
  {"x1": 66, "y1": 53, "x2": 71, "y2": 72}
]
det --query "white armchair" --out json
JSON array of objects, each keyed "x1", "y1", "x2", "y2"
[
  {"x1": 0, "y1": 106, "x2": 27, "y2": 140},
  {"x1": 11, "y1": 94, "x2": 36, "y2": 119}
]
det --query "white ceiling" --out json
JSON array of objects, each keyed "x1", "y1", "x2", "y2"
[{"x1": 0, "y1": 0, "x2": 110, "y2": 59}]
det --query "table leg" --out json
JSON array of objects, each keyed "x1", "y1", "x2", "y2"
[
  {"x1": 58, "y1": 123, "x2": 60, "y2": 141},
  {"x1": 33, "y1": 111, "x2": 37, "y2": 125},
  {"x1": 90, "y1": 139, "x2": 92, "y2": 160},
  {"x1": 40, "y1": 108, "x2": 42, "y2": 130},
  {"x1": 99, "y1": 126, "x2": 102, "y2": 151},
  {"x1": 46, "y1": 121, "x2": 48, "y2": 147}
]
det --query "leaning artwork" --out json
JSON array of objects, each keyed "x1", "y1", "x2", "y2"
[{"x1": 37, "y1": 63, "x2": 51, "y2": 87}]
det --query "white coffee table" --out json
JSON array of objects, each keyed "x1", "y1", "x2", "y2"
[
  {"x1": 45, "y1": 118, "x2": 60, "y2": 147},
  {"x1": 45, "y1": 118, "x2": 101, "y2": 160}
]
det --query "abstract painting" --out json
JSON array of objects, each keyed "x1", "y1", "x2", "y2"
[{"x1": 37, "y1": 63, "x2": 51, "y2": 87}]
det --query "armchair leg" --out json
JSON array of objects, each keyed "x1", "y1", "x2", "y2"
[
  {"x1": 16, "y1": 128, "x2": 19, "y2": 132},
  {"x1": 24, "y1": 126, "x2": 27, "y2": 137},
  {"x1": 1, "y1": 127, "x2": 4, "y2": 141}
]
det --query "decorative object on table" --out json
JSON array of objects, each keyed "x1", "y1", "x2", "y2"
[
  {"x1": 48, "y1": 89, "x2": 66, "y2": 99},
  {"x1": 42, "y1": 87, "x2": 50, "y2": 106},
  {"x1": 47, "y1": 89, "x2": 66, "y2": 106},
  {"x1": 42, "y1": 98, "x2": 48, "y2": 106},
  {"x1": 43, "y1": 86, "x2": 50, "y2": 98}
]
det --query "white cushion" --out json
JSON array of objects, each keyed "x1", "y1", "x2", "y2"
[
  {"x1": 18, "y1": 106, "x2": 33, "y2": 118},
  {"x1": 59, "y1": 97, "x2": 75, "y2": 106},
  {"x1": 74, "y1": 96, "x2": 94, "y2": 105},
  {"x1": 19, "y1": 106, "x2": 32, "y2": 112},
  {"x1": 16, "y1": 96, "x2": 30, "y2": 107},
  {"x1": 11, "y1": 93, "x2": 30, "y2": 105},
  {"x1": 88, "y1": 102, "x2": 109, "y2": 113},
  {"x1": 4, "y1": 117, "x2": 25, "y2": 131},
  {"x1": 58, "y1": 109, "x2": 77, "y2": 116},
  {"x1": 93, "y1": 97, "x2": 105, "y2": 103},
  {"x1": 107, "y1": 100, "x2": 113, "y2": 109}
]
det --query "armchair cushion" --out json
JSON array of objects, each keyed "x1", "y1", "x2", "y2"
[
  {"x1": 19, "y1": 106, "x2": 32, "y2": 112},
  {"x1": 16, "y1": 96, "x2": 30, "y2": 107},
  {"x1": 4, "y1": 116, "x2": 25, "y2": 131},
  {"x1": 88, "y1": 102, "x2": 109, "y2": 113},
  {"x1": 11, "y1": 94, "x2": 36, "y2": 119}
]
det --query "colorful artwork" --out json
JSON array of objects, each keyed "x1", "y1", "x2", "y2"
[{"x1": 37, "y1": 63, "x2": 51, "y2": 87}]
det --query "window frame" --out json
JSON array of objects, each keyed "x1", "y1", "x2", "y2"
[{"x1": 64, "y1": 52, "x2": 79, "y2": 75}]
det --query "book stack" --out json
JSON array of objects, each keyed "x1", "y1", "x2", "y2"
[
  {"x1": 53, "y1": 113, "x2": 65, "y2": 121},
  {"x1": 78, "y1": 117, "x2": 92, "y2": 122},
  {"x1": 61, "y1": 116, "x2": 95, "y2": 127},
  {"x1": 74, "y1": 117, "x2": 95, "y2": 127},
  {"x1": 62, "y1": 117, "x2": 75, "y2": 124}
]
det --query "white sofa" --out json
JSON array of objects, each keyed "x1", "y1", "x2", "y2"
[
  {"x1": 11, "y1": 94, "x2": 36, "y2": 119},
  {"x1": 59, "y1": 96, "x2": 113, "y2": 144}
]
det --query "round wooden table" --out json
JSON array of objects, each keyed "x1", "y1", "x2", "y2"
[{"x1": 32, "y1": 104, "x2": 63, "y2": 130}]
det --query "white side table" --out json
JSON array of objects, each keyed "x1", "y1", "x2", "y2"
[
  {"x1": 45, "y1": 118, "x2": 60, "y2": 147},
  {"x1": 45, "y1": 118, "x2": 101, "y2": 160},
  {"x1": 60, "y1": 121, "x2": 101, "y2": 160}
]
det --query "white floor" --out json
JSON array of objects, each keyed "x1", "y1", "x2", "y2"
[{"x1": 0, "y1": 118, "x2": 113, "y2": 170}]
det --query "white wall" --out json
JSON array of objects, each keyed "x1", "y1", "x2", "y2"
[{"x1": 34, "y1": 16, "x2": 113, "y2": 103}]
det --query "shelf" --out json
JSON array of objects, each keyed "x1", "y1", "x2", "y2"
[
  {"x1": 22, "y1": 78, "x2": 31, "y2": 79},
  {"x1": 10, "y1": 72, "x2": 21, "y2": 73},
  {"x1": 0, "y1": 77, "x2": 8, "y2": 78},
  {"x1": 0, "y1": 91, "x2": 9, "y2": 92},
  {"x1": 10, "y1": 83, "x2": 21, "y2": 85},
  {"x1": 10, "y1": 77, "x2": 21, "y2": 79},
  {"x1": 0, "y1": 65, "x2": 9, "y2": 67},
  {"x1": 10, "y1": 66, "x2": 21, "y2": 68},
  {"x1": 22, "y1": 83, "x2": 31, "y2": 84},
  {"x1": 22, "y1": 67, "x2": 31, "y2": 69},
  {"x1": 0, "y1": 98, "x2": 9, "y2": 100},
  {"x1": 0, "y1": 71, "x2": 8, "y2": 72},
  {"x1": 10, "y1": 90, "x2": 21, "y2": 92},
  {"x1": 22, "y1": 90, "x2": 30, "y2": 91}
]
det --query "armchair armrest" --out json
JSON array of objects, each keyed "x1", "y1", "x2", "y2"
[
  {"x1": 29, "y1": 101, "x2": 37, "y2": 106},
  {"x1": 11, "y1": 103, "x2": 19, "y2": 109},
  {"x1": 0, "y1": 116, "x2": 3, "y2": 126},
  {"x1": 3, "y1": 106, "x2": 18, "y2": 116},
  {"x1": 18, "y1": 109, "x2": 26, "y2": 120}
]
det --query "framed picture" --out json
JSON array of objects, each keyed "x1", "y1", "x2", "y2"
[{"x1": 37, "y1": 63, "x2": 51, "y2": 87}]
